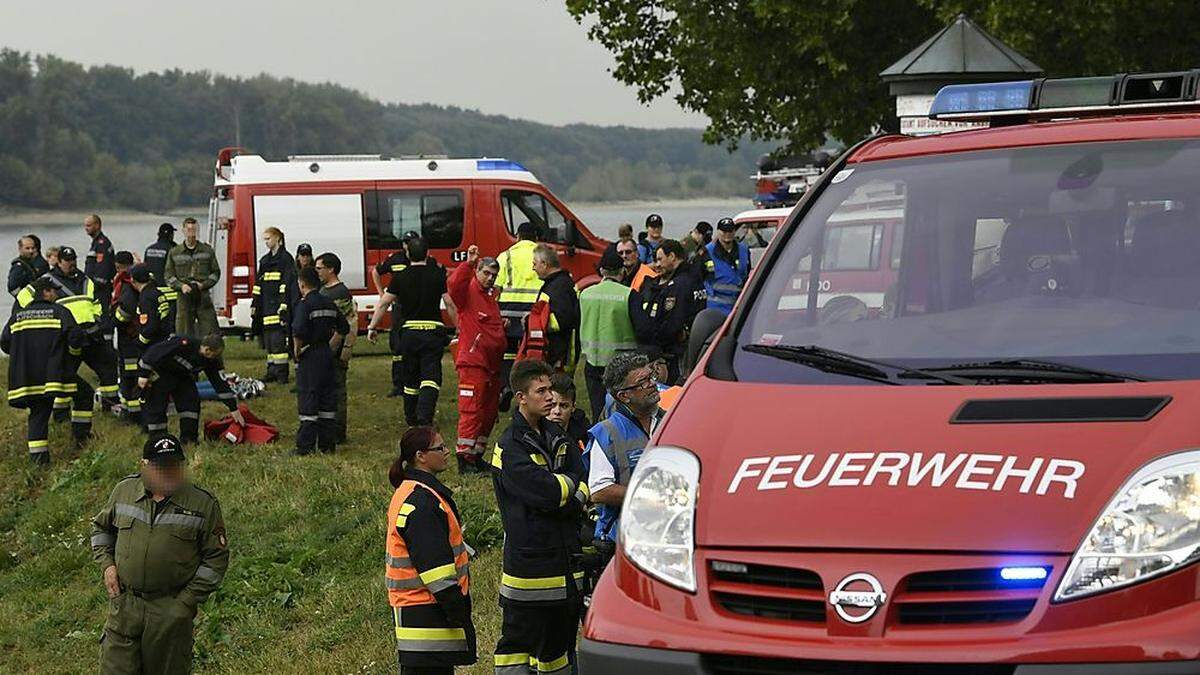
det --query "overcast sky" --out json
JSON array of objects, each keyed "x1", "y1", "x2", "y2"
[{"x1": 0, "y1": 1, "x2": 706, "y2": 129}]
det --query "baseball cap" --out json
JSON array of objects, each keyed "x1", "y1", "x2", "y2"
[
  {"x1": 158, "y1": 222, "x2": 176, "y2": 237},
  {"x1": 599, "y1": 248, "x2": 624, "y2": 272},
  {"x1": 143, "y1": 434, "x2": 187, "y2": 463},
  {"x1": 115, "y1": 251, "x2": 135, "y2": 266},
  {"x1": 130, "y1": 264, "x2": 153, "y2": 283},
  {"x1": 716, "y1": 217, "x2": 738, "y2": 232},
  {"x1": 296, "y1": 243, "x2": 313, "y2": 256},
  {"x1": 402, "y1": 231, "x2": 422, "y2": 242},
  {"x1": 695, "y1": 221, "x2": 713, "y2": 236},
  {"x1": 645, "y1": 214, "x2": 664, "y2": 229},
  {"x1": 58, "y1": 246, "x2": 77, "y2": 261}
]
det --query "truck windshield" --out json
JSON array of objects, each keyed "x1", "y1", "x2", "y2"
[{"x1": 736, "y1": 138, "x2": 1200, "y2": 383}]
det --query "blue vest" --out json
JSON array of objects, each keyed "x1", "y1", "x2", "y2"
[
  {"x1": 704, "y1": 241, "x2": 750, "y2": 316},
  {"x1": 586, "y1": 407, "x2": 652, "y2": 542}
]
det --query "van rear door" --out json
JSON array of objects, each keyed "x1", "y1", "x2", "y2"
[
  {"x1": 207, "y1": 194, "x2": 234, "y2": 311},
  {"x1": 252, "y1": 193, "x2": 367, "y2": 288}
]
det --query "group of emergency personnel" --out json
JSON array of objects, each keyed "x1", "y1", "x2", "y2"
[{"x1": 3, "y1": 208, "x2": 752, "y2": 674}]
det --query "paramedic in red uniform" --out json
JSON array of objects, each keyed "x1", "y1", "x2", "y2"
[{"x1": 447, "y1": 244, "x2": 505, "y2": 474}]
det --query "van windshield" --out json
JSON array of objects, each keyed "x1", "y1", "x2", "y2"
[{"x1": 736, "y1": 139, "x2": 1200, "y2": 383}]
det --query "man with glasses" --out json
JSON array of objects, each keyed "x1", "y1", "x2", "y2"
[
  {"x1": 91, "y1": 434, "x2": 229, "y2": 675},
  {"x1": 586, "y1": 352, "x2": 666, "y2": 543},
  {"x1": 616, "y1": 238, "x2": 656, "y2": 291}
]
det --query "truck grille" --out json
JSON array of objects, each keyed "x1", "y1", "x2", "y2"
[
  {"x1": 705, "y1": 655, "x2": 1015, "y2": 675},
  {"x1": 893, "y1": 567, "x2": 1047, "y2": 626},
  {"x1": 709, "y1": 560, "x2": 825, "y2": 624}
]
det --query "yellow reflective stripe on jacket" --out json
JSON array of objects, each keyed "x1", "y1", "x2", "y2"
[
  {"x1": 261, "y1": 271, "x2": 282, "y2": 281},
  {"x1": 7, "y1": 383, "x2": 69, "y2": 399},
  {"x1": 490, "y1": 444, "x2": 504, "y2": 469},
  {"x1": 402, "y1": 320, "x2": 442, "y2": 330},
  {"x1": 532, "y1": 653, "x2": 571, "y2": 673},
  {"x1": 554, "y1": 474, "x2": 571, "y2": 507},
  {"x1": 501, "y1": 573, "x2": 566, "y2": 590},
  {"x1": 394, "y1": 502, "x2": 416, "y2": 528},
  {"x1": 10, "y1": 318, "x2": 62, "y2": 332},
  {"x1": 262, "y1": 315, "x2": 281, "y2": 326},
  {"x1": 418, "y1": 563, "x2": 458, "y2": 586}
]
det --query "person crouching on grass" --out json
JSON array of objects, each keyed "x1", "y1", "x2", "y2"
[{"x1": 385, "y1": 426, "x2": 477, "y2": 674}]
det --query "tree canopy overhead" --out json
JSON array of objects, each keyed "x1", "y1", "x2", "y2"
[{"x1": 565, "y1": 0, "x2": 1200, "y2": 155}]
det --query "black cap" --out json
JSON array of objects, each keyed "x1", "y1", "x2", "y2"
[
  {"x1": 58, "y1": 246, "x2": 77, "y2": 261},
  {"x1": 599, "y1": 248, "x2": 624, "y2": 272},
  {"x1": 115, "y1": 250, "x2": 135, "y2": 266},
  {"x1": 143, "y1": 434, "x2": 186, "y2": 463},
  {"x1": 716, "y1": 217, "x2": 738, "y2": 232},
  {"x1": 31, "y1": 276, "x2": 56, "y2": 294},
  {"x1": 130, "y1": 264, "x2": 153, "y2": 283},
  {"x1": 695, "y1": 221, "x2": 713, "y2": 236},
  {"x1": 158, "y1": 222, "x2": 176, "y2": 237},
  {"x1": 645, "y1": 214, "x2": 664, "y2": 229},
  {"x1": 402, "y1": 231, "x2": 422, "y2": 242},
  {"x1": 296, "y1": 243, "x2": 313, "y2": 256}
]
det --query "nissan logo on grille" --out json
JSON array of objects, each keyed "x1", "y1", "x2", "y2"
[{"x1": 828, "y1": 572, "x2": 887, "y2": 623}]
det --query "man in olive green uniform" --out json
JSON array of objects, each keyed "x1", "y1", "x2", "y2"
[
  {"x1": 316, "y1": 252, "x2": 357, "y2": 444},
  {"x1": 165, "y1": 217, "x2": 220, "y2": 338},
  {"x1": 91, "y1": 434, "x2": 229, "y2": 674}
]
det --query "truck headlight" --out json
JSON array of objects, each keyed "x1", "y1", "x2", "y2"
[
  {"x1": 620, "y1": 446, "x2": 700, "y2": 593},
  {"x1": 1055, "y1": 450, "x2": 1200, "y2": 601}
]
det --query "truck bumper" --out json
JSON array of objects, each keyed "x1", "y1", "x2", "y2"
[{"x1": 578, "y1": 638, "x2": 1200, "y2": 675}]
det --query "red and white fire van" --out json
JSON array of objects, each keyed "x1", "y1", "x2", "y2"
[
  {"x1": 206, "y1": 149, "x2": 607, "y2": 329},
  {"x1": 582, "y1": 71, "x2": 1200, "y2": 673}
]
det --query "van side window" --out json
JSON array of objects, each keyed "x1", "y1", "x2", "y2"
[
  {"x1": 501, "y1": 190, "x2": 571, "y2": 245},
  {"x1": 369, "y1": 190, "x2": 464, "y2": 249}
]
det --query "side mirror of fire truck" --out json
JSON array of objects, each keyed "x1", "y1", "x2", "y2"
[{"x1": 685, "y1": 308, "x2": 727, "y2": 374}]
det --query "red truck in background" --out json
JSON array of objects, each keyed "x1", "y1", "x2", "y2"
[{"x1": 207, "y1": 150, "x2": 607, "y2": 330}]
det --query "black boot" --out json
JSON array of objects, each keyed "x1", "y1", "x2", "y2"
[{"x1": 29, "y1": 452, "x2": 50, "y2": 467}]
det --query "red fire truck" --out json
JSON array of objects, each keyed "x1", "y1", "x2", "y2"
[
  {"x1": 206, "y1": 150, "x2": 607, "y2": 329},
  {"x1": 582, "y1": 70, "x2": 1200, "y2": 673}
]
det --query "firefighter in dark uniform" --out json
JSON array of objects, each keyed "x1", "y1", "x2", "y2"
[
  {"x1": 138, "y1": 334, "x2": 244, "y2": 444},
  {"x1": 135, "y1": 264, "x2": 176, "y2": 348},
  {"x1": 91, "y1": 434, "x2": 229, "y2": 675},
  {"x1": 316, "y1": 252, "x2": 358, "y2": 444},
  {"x1": 489, "y1": 360, "x2": 588, "y2": 675},
  {"x1": 251, "y1": 226, "x2": 299, "y2": 383},
  {"x1": 16, "y1": 246, "x2": 121, "y2": 418},
  {"x1": 8, "y1": 234, "x2": 48, "y2": 298},
  {"x1": 385, "y1": 426, "x2": 477, "y2": 674},
  {"x1": 143, "y1": 222, "x2": 177, "y2": 282},
  {"x1": 2, "y1": 277, "x2": 84, "y2": 465},
  {"x1": 112, "y1": 253, "x2": 145, "y2": 423},
  {"x1": 368, "y1": 236, "x2": 451, "y2": 427},
  {"x1": 291, "y1": 266, "x2": 350, "y2": 455},
  {"x1": 636, "y1": 239, "x2": 702, "y2": 385},
  {"x1": 84, "y1": 213, "x2": 117, "y2": 334},
  {"x1": 370, "y1": 233, "x2": 415, "y2": 397}
]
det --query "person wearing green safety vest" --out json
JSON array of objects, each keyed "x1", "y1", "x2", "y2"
[
  {"x1": 578, "y1": 248, "x2": 644, "y2": 421},
  {"x1": 495, "y1": 222, "x2": 543, "y2": 408}
]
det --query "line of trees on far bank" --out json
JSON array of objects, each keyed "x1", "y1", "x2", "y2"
[{"x1": 0, "y1": 49, "x2": 768, "y2": 212}]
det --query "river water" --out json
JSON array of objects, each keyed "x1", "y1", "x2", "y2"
[{"x1": 0, "y1": 198, "x2": 750, "y2": 318}]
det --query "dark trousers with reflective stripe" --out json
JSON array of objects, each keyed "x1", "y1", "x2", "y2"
[
  {"x1": 66, "y1": 364, "x2": 95, "y2": 440},
  {"x1": 297, "y1": 346, "x2": 337, "y2": 453},
  {"x1": 145, "y1": 374, "x2": 201, "y2": 443},
  {"x1": 495, "y1": 600, "x2": 580, "y2": 674},
  {"x1": 81, "y1": 339, "x2": 120, "y2": 405},
  {"x1": 26, "y1": 396, "x2": 53, "y2": 458},
  {"x1": 117, "y1": 334, "x2": 143, "y2": 422},
  {"x1": 400, "y1": 329, "x2": 444, "y2": 426},
  {"x1": 263, "y1": 325, "x2": 290, "y2": 383},
  {"x1": 390, "y1": 327, "x2": 404, "y2": 391}
]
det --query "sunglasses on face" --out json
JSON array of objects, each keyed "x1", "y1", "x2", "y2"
[{"x1": 617, "y1": 374, "x2": 658, "y2": 394}]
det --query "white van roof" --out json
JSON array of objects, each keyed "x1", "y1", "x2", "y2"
[
  {"x1": 733, "y1": 207, "x2": 793, "y2": 223},
  {"x1": 216, "y1": 154, "x2": 542, "y2": 187}
]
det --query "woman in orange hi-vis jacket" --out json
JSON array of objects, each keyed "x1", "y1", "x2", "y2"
[{"x1": 385, "y1": 427, "x2": 477, "y2": 674}]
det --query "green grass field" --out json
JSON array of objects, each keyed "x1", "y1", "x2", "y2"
[{"x1": 0, "y1": 339, "x2": 559, "y2": 674}]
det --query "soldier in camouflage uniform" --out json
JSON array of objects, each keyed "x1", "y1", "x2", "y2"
[{"x1": 164, "y1": 218, "x2": 220, "y2": 339}]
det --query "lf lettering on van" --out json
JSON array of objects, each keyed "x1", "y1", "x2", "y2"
[{"x1": 726, "y1": 452, "x2": 1086, "y2": 498}]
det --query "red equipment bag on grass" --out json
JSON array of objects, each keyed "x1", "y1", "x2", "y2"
[
  {"x1": 204, "y1": 404, "x2": 280, "y2": 445},
  {"x1": 516, "y1": 299, "x2": 550, "y2": 362}
]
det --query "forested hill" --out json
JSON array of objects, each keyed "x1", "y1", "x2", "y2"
[{"x1": 0, "y1": 49, "x2": 770, "y2": 212}]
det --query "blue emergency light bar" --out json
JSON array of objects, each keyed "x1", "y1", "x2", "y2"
[
  {"x1": 929, "y1": 70, "x2": 1200, "y2": 122},
  {"x1": 476, "y1": 159, "x2": 529, "y2": 172}
]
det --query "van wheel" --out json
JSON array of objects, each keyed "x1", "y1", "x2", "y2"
[{"x1": 820, "y1": 296, "x2": 868, "y2": 324}]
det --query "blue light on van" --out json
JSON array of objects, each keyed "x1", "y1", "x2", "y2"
[
  {"x1": 929, "y1": 81, "x2": 1035, "y2": 116},
  {"x1": 999, "y1": 566, "x2": 1049, "y2": 582},
  {"x1": 476, "y1": 159, "x2": 528, "y2": 172}
]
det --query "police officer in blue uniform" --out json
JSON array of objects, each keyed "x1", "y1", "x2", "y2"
[{"x1": 704, "y1": 217, "x2": 751, "y2": 316}]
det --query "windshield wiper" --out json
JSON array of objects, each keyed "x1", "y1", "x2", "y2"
[
  {"x1": 742, "y1": 344, "x2": 971, "y2": 385},
  {"x1": 920, "y1": 358, "x2": 1150, "y2": 384}
]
